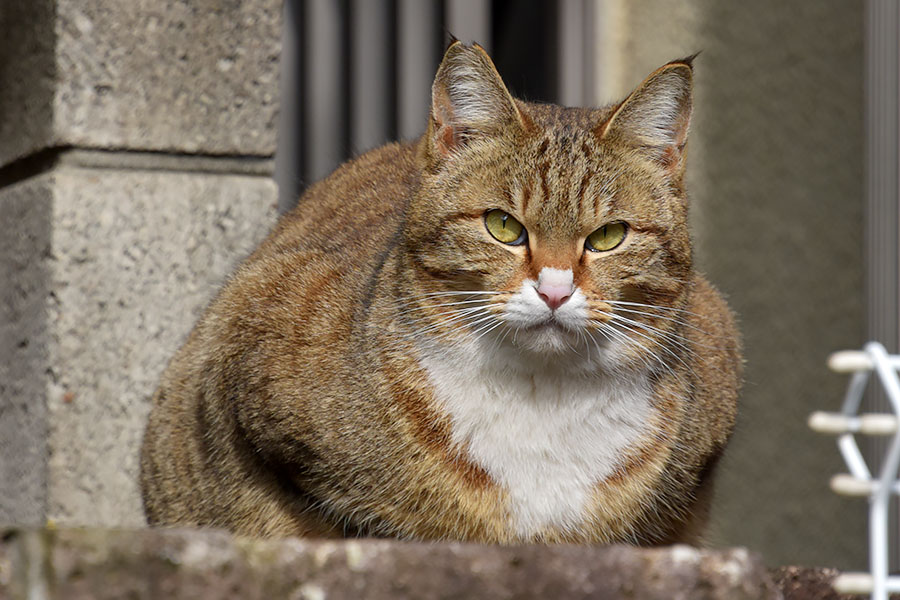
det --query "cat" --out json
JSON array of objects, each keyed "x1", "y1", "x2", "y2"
[{"x1": 140, "y1": 41, "x2": 741, "y2": 545}]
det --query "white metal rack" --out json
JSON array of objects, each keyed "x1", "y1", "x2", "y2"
[{"x1": 809, "y1": 342, "x2": 900, "y2": 600}]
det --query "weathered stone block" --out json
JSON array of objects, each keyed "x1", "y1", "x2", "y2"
[
  {"x1": 1, "y1": 528, "x2": 782, "y2": 600},
  {"x1": 770, "y1": 566, "x2": 854, "y2": 600},
  {"x1": 0, "y1": 161, "x2": 277, "y2": 527},
  {"x1": 0, "y1": 0, "x2": 282, "y2": 167}
]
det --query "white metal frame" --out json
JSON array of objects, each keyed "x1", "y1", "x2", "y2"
[{"x1": 810, "y1": 342, "x2": 900, "y2": 599}]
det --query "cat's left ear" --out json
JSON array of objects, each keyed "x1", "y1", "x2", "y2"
[
  {"x1": 425, "y1": 41, "x2": 529, "y2": 165},
  {"x1": 597, "y1": 56, "x2": 695, "y2": 176}
]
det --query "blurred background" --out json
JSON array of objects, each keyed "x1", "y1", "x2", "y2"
[{"x1": 274, "y1": 0, "x2": 896, "y2": 570}]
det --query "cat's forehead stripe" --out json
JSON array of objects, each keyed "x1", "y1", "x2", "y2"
[
  {"x1": 599, "y1": 187, "x2": 619, "y2": 219},
  {"x1": 520, "y1": 134, "x2": 616, "y2": 227},
  {"x1": 537, "y1": 156, "x2": 552, "y2": 209},
  {"x1": 575, "y1": 170, "x2": 589, "y2": 217},
  {"x1": 520, "y1": 182, "x2": 531, "y2": 215}
]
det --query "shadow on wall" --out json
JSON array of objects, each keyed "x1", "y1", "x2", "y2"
[{"x1": 0, "y1": 0, "x2": 57, "y2": 527}]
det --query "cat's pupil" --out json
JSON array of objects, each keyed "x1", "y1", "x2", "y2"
[{"x1": 485, "y1": 210, "x2": 526, "y2": 245}]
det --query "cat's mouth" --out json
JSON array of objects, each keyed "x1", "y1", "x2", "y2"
[
  {"x1": 523, "y1": 318, "x2": 572, "y2": 332},
  {"x1": 511, "y1": 317, "x2": 585, "y2": 355}
]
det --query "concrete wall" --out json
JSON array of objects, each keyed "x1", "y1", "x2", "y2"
[
  {"x1": 0, "y1": 0, "x2": 281, "y2": 527},
  {"x1": 595, "y1": 0, "x2": 866, "y2": 569}
]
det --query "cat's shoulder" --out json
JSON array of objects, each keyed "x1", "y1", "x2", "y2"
[
  {"x1": 294, "y1": 140, "x2": 419, "y2": 215},
  {"x1": 255, "y1": 141, "x2": 420, "y2": 258}
]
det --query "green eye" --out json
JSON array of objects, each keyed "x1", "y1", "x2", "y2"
[
  {"x1": 484, "y1": 210, "x2": 527, "y2": 245},
  {"x1": 585, "y1": 222, "x2": 627, "y2": 252}
]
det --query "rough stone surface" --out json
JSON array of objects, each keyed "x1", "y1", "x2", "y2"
[
  {"x1": 0, "y1": 0, "x2": 282, "y2": 167},
  {"x1": 0, "y1": 181, "x2": 51, "y2": 526},
  {"x1": 770, "y1": 566, "x2": 854, "y2": 600},
  {"x1": 0, "y1": 528, "x2": 782, "y2": 600},
  {"x1": 607, "y1": 1, "x2": 866, "y2": 568},
  {"x1": 0, "y1": 163, "x2": 277, "y2": 528}
]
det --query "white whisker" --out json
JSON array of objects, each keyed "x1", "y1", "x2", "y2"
[
  {"x1": 606, "y1": 299, "x2": 707, "y2": 320},
  {"x1": 597, "y1": 313, "x2": 693, "y2": 375},
  {"x1": 608, "y1": 305, "x2": 719, "y2": 340},
  {"x1": 605, "y1": 313, "x2": 698, "y2": 359}
]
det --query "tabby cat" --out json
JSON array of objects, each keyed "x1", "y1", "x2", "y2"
[{"x1": 140, "y1": 42, "x2": 741, "y2": 544}]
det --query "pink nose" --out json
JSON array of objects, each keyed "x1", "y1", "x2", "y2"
[{"x1": 537, "y1": 283, "x2": 571, "y2": 310}]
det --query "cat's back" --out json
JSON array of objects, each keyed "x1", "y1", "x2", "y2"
[
  {"x1": 198, "y1": 139, "x2": 420, "y2": 354},
  {"x1": 253, "y1": 141, "x2": 418, "y2": 264},
  {"x1": 184, "y1": 139, "x2": 422, "y2": 411}
]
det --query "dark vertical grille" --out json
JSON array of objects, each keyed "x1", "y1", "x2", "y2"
[
  {"x1": 350, "y1": 0, "x2": 397, "y2": 155},
  {"x1": 276, "y1": 0, "x2": 589, "y2": 210},
  {"x1": 491, "y1": 0, "x2": 558, "y2": 102}
]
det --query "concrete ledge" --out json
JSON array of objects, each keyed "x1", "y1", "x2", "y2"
[
  {"x1": 0, "y1": 529, "x2": 783, "y2": 600},
  {"x1": 770, "y1": 566, "x2": 855, "y2": 600},
  {"x1": 55, "y1": 150, "x2": 277, "y2": 177}
]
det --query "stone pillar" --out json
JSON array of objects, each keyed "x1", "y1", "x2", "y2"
[{"x1": 0, "y1": 0, "x2": 282, "y2": 527}]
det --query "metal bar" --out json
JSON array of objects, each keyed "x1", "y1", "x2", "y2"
[
  {"x1": 397, "y1": 0, "x2": 440, "y2": 141},
  {"x1": 869, "y1": 342, "x2": 900, "y2": 600},
  {"x1": 830, "y1": 351, "x2": 900, "y2": 373},
  {"x1": 304, "y1": 0, "x2": 348, "y2": 184},
  {"x1": 558, "y1": 0, "x2": 585, "y2": 107},
  {"x1": 865, "y1": 1, "x2": 900, "y2": 364},
  {"x1": 834, "y1": 573, "x2": 900, "y2": 594},
  {"x1": 810, "y1": 412, "x2": 899, "y2": 436},
  {"x1": 864, "y1": 7, "x2": 900, "y2": 576},
  {"x1": 350, "y1": 0, "x2": 394, "y2": 154},
  {"x1": 815, "y1": 344, "x2": 900, "y2": 599},
  {"x1": 839, "y1": 370, "x2": 875, "y2": 481},
  {"x1": 274, "y1": 0, "x2": 303, "y2": 212}
]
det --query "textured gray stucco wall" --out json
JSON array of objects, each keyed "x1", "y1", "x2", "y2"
[
  {"x1": 605, "y1": 1, "x2": 866, "y2": 568},
  {"x1": 0, "y1": 184, "x2": 51, "y2": 526}
]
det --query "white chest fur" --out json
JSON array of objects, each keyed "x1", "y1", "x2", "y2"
[{"x1": 421, "y1": 347, "x2": 655, "y2": 538}]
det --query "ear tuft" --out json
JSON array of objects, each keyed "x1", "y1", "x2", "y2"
[
  {"x1": 427, "y1": 42, "x2": 524, "y2": 160},
  {"x1": 672, "y1": 51, "x2": 701, "y2": 68},
  {"x1": 597, "y1": 57, "x2": 695, "y2": 173}
]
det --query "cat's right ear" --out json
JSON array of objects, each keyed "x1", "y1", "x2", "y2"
[
  {"x1": 596, "y1": 56, "x2": 695, "y2": 178},
  {"x1": 424, "y1": 41, "x2": 529, "y2": 166}
]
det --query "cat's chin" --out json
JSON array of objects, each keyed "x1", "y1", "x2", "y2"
[{"x1": 510, "y1": 322, "x2": 584, "y2": 356}]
